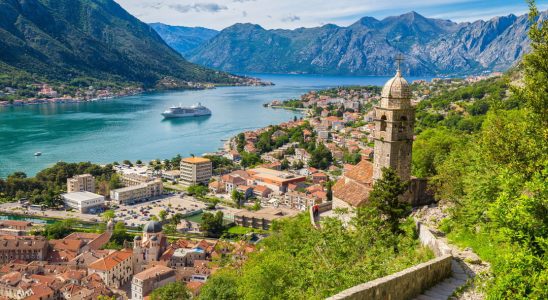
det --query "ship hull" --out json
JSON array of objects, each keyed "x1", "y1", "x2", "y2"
[{"x1": 161, "y1": 112, "x2": 212, "y2": 118}]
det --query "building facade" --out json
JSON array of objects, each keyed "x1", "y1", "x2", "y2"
[
  {"x1": 67, "y1": 174, "x2": 95, "y2": 193},
  {"x1": 87, "y1": 249, "x2": 134, "y2": 289},
  {"x1": 131, "y1": 265, "x2": 176, "y2": 300},
  {"x1": 62, "y1": 192, "x2": 105, "y2": 213},
  {"x1": 373, "y1": 66, "x2": 414, "y2": 182},
  {"x1": 132, "y1": 221, "x2": 168, "y2": 273},
  {"x1": 180, "y1": 157, "x2": 212, "y2": 187},
  {"x1": 110, "y1": 179, "x2": 163, "y2": 204},
  {"x1": 0, "y1": 236, "x2": 48, "y2": 263}
]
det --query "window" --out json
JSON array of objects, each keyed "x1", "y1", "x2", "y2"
[
  {"x1": 380, "y1": 115, "x2": 387, "y2": 132},
  {"x1": 399, "y1": 116, "x2": 407, "y2": 133}
]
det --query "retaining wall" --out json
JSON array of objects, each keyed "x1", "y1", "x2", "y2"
[{"x1": 326, "y1": 222, "x2": 453, "y2": 300}]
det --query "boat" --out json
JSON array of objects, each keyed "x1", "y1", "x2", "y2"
[
  {"x1": 34, "y1": 152, "x2": 42, "y2": 156},
  {"x1": 161, "y1": 103, "x2": 212, "y2": 118}
]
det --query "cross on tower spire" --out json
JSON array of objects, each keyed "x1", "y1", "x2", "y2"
[{"x1": 395, "y1": 54, "x2": 404, "y2": 74}]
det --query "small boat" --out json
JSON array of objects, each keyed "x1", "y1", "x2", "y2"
[{"x1": 34, "y1": 152, "x2": 42, "y2": 156}]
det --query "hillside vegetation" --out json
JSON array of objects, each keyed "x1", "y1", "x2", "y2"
[
  {"x1": 0, "y1": 0, "x2": 239, "y2": 88},
  {"x1": 411, "y1": 2, "x2": 547, "y2": 298}
]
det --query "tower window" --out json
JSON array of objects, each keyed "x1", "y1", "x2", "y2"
[
  {"x1": 380, "y1": 115, "x2": 387, "y2": 132},
  {"x1": 399, "y1": 116, "x2": 407, "y2": 133}
]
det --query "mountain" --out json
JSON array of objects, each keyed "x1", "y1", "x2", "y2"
[
  {"x1": 0, "y1": 0, "x2": 239, "y2": 87},
  {"x1": 149, "y1": 23, "x2": 218, "y2": 56},
  {"x1": 187, "y1": 11, "x2": 546, "y2": 76}
]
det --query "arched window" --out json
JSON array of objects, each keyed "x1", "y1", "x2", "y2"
[
  {"x1": 399, "y1": 116, "x2": 407, "y2": 132},
  {"x1": 380, "y1": 115, "x2": 387, "y2": 132}
]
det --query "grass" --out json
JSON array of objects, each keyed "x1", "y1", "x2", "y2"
[{"x1": 227, "y1": 225, "x2": 267, "y2": 235}]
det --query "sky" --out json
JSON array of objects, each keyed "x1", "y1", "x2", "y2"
[{"x1": 115, "y1": 0, "x2": 548, "y2": 30}]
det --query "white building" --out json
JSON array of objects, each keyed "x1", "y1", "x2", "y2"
[{"x1": 61, "y1": 191, "x2": 104, "y2": 213}]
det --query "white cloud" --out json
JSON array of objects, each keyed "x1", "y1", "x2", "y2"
[{"x1": 115, "y1": 0, "x2": 545, "y2": 30}]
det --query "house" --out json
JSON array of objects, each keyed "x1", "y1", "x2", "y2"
[
  {"x1": 246, "y1": 168, "x2": 306, "y2": 193},
  {"x1": 87, "y1": 249, "x2": 134, "y2": 289},
  {"x1": 208, "y1": 181, "x2": 225, "y2": 194},
  {"x1": 236, "y1": 186, "x2": 254, "y2": 200},
  {"x1": 311, "y1": 172, "x2": 328, "y2": 184},
  {"x1": 252, "y1": 185, "x2": 273, "y2": 199},
  {"x1": 132, "y1": 265, "x2": 176, "y2": 300},
  {"x1": 221, "y1": 170, "x2": 250, "y2": 193}
]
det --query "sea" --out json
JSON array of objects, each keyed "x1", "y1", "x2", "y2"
[{"x1": 0, "y1": 73, "x2": 431, "y2": 177}]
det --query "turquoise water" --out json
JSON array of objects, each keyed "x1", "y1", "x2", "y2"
[{"x1": 0, "y1": 74, "x2": 429, "y2": 177}]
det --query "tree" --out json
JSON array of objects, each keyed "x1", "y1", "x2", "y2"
[
  {"x1": 101, "y1": 210, "x2": 115, "y2": 223},
  {"x1": 231, "y1": 190, "x2": 244, "y2": 208},
  {"x1": 122, "y1": 160, "x2": 133, "y2": 167},
  {"x1": 198, "y1": 269, "x2": 239, "y2": 300},
  {"x1": 158, "y1": 210, "x2": 168, "y2": 222},
  {"x1": 187, "y1": 185, "x2": 208, "y2": 198},
  {"x1": 200, "y1": 211, "x2": 224, "y2": 237},
  {"x1": 135, "y1": 159, "x2": 142, "y2": 165},
  {"x1": 150, "y1": 282, "x2": 190, "y2": 300},
  {"x1": 281, "y1": 159, "x2": 290, "y2": 170},
  {"x1": 42, "y1": 219, "x2": 76, "y2": 239},
  {"x1": 367, "y1": 167, "x2": 410, "y2": 234}
]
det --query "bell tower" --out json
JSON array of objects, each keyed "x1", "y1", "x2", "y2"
[{"x1": 373, "y1": 56, "x2": 415, "y2": 181}]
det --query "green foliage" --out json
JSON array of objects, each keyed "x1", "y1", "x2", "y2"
[
  {"x1": 200, "y1": 211, "x2": 225, "y2": 237},
  {"x1": 41, "y1": 219, "x2": 77, "y2": 239},
  {"x1": 0, "y1": 162, "x2": 115, "y2": 206},
  {"x1": 240, "y1": 152, "x2": 262, "y2": 168},
  {"x1": 367, "y1": 168, "x2": 410, "y2": 234},
  {"x1": 308, "y1": 143, "x2": 333, "y2": 170},
  {"x1": 204, "y1": 155, "x2": 238, "y2": 174},
  {"x1": 426, "y1": 3, "x2": 548, "y2": 298},
  {"x1": 187, "y1": 185, "x2": 208, "y2": 198},
  {"x1": 104, "y1": 222, "x2": 133, "y2": 250},
  {"x1": 198, "y1": 269, "x2": 239, "y2": 300},
  {"x1": 231, "y1": 190, "x2": 244, "y2": 208},
  {"x1": 202, "y1": 213, "x2": 432, "y2": 299},
  {"x1": 412, "y1": 128, "x2": 467, "y2": 178},
  {"x1": 101, "y1": 210, "x2": 115, "y2": 223},
  {"x1": 150, "y1": 282, "x2": 190, "y2": 300}
]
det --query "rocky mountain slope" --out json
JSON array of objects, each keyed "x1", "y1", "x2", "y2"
[
  {"x1": 185, "y1": 11, "x2": 545, "y2": 76},
  {"x1": 149, "y1": 23, "x2": 218, "y2": 56},
  {"x1": 0, "y1": 0, "x2": 239, "y2": 86}
]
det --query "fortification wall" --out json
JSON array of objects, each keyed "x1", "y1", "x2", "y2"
[{"x1": 327, "y1": 222, "x2": 453, "y2": 300}]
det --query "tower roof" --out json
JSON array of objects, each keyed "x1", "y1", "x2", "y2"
[
  {"x1": 381, "y1": 69, "x2": 411, "y2": 100},
  {"x1": 143, "y1": 221, "x2": 162, "y2": 233}
]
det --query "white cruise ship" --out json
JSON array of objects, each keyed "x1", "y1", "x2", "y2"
[{"x1": 161, "y1": 103, "x2": 212, "y2": 118}]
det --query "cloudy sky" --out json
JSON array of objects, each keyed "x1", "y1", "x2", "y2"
[{"x1": 115, "y1": 0, "x2": 548, "y2": 30}]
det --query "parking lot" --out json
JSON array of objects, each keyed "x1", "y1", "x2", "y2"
[{"x1": 113, "y1": 194, "x2": 208, "y2": 227}]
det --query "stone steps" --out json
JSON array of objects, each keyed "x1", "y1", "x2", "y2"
[{"x1": 413, "y1": 260, "x2": 469, "y2": 300}]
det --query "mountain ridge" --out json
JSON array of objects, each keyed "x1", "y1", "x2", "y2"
[{"x1": 174, "y1": 11, "x2": 546, "y2": 76}]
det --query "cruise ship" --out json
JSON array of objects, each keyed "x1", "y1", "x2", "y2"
[{"x1": 161, "y1": 103, "x2": 212, "y2": 118}]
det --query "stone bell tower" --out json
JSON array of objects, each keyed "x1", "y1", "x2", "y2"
[{"x1": 373, "y1": 56, "x2": 415, "y2": 182}]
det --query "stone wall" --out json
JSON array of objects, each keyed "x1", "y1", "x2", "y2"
[{"x1": 326, "y1": 222, "x2": 453, "y2": 300}]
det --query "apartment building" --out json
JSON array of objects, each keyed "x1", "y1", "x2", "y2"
[
  {"x1": 180, "y1": 157, "x2": 212, "y2": 187},
  {"x1": 110, "y1": 179, "x2": 163, "y2": 204},
  {"x1": 132, "y1": 265, "x2": 176, "y2": 300},
  {"x1": 88, "y1": 249, "x2": 134, "y2": 289},
  {"x1": 67, "y1": 174, "x2": 95, "y2": 193},
  {"x1": 0, "y1": 236, "x2": 49, "y2": 263}
]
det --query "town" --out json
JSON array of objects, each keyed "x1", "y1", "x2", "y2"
[{"x1": 0, "y1": 70, "x2": 505, "y2": 299}]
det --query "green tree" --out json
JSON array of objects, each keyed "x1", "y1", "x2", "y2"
[
  {"x1": 231, "y1": 190, "x2": 244, "y2": 208},
  {"x1": 367, "y1": 168, "x2": 410, "y2": 234},
  {"x1": 187, "y1": 185, "x2": 208, "y2": 198},
  {"x1": 150, "y1": 282, "x2": 190, "y2": 300},
  {"x1": 101, "y1": 210, "x2": 115, "y2": 223},
  {"x1": 200, "y1": 211, "x2": 225, "y2": 237},
  {"x1": 158, "y1": 210, "x2": 168, "y2": 222},
  {"x1": 198, "y1": 269, "x2": 239, "y2": 300}
]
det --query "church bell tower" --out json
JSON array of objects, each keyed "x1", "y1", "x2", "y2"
[{"x1": 373, "y1": 56, "x2": 415, "y2": 181}]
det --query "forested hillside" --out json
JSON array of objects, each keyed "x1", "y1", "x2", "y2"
[
  {"x1": 411, "y1": 3, "x2": 547, "y2": 298},
  {"x1": 0, "y1": 0, "x2": 240, "y2": 88}
]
